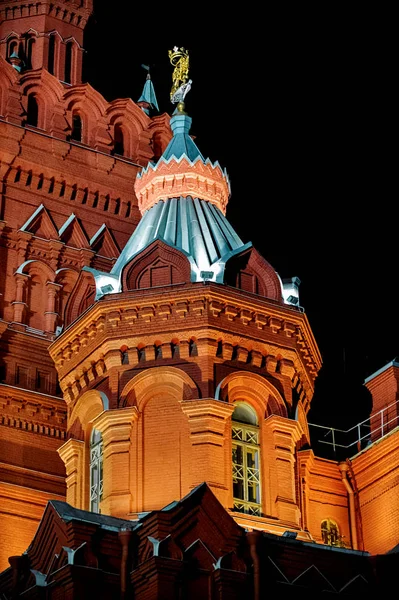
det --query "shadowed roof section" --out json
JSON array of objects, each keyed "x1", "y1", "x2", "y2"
[{"x1": 49, "y1": 500, "x2": 139, "y2": 531}]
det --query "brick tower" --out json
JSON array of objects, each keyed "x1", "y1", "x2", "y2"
[{"x1": 0, "y1": 0, "x2": 172, "y2": 568}]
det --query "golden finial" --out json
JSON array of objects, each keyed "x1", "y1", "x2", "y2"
[{"x1": 168, "y1": 46, "x2": 191, "y2": 113}]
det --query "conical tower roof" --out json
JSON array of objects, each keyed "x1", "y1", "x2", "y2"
[
  {"x1": 85, "y1": 90, "x2": 255, "y2": 299},
  {"x1": 83, "y1": 68, "x2": 298, "y2": 308}
]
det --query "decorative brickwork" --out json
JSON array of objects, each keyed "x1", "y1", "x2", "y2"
[{"x1": 0, "y1": 0, "x2": 398, "y2": 588}]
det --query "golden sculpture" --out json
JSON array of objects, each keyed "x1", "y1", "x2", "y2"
[{"x1": 168, "y1": 46, "x2": 191, "y2": 112}]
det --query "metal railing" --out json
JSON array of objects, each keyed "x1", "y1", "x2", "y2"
[{"x1": 308, "y1": 399, "x2": 399, "y2": 457}]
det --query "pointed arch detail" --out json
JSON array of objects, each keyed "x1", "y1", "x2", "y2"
[
  {"x1": 120, "y1": 366, "x2": 198, "y2": 411},
  {"x1": 68, "y1": 389, "x2": 109, "y2": 440},
  {"x1": 215, "y1": 371, "x2": 287, "y2": 419}
]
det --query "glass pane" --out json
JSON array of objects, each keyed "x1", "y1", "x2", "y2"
[
  {"x1": 247, "y1": 481, "x2": 259, "y2": 503},
  {"x1": 232, "y1": 444, "x2": 244, "y2": 465},
  {"x1": 233, "y1": 480, "x2": 244, "y2": 500}
]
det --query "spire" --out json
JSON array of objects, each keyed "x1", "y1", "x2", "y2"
[{"x1": 137, "y1": 65, "x2": 159, "y2": 115}]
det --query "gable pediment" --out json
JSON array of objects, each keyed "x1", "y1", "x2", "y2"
[{"x1": 19, "y1": 204, "x2": 59, "y2": 240}]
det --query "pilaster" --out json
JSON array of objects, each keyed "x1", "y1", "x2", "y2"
[
  {"x1": 181, "y1": 399, "x2": 234, "y2": 504},
  {"x1": 57, "y1": 438, "x2": 85, "y2": 509},
  {"x1": 262, "y1": 415, "x2": 303, "y2": 526},
  {"x1": 92, "y1": 407, "x2": 138, "y2": 518}
]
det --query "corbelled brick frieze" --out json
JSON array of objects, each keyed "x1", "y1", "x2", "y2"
[
  {"x1": 49, "y1": 283, "x2": 321, "y2": 406},
  {"x1": 0, "y1": 383, "x2": 67, "y2": 438},
  {"x1": 0, "y1": 1, "x2": 93, "y2": 26}
]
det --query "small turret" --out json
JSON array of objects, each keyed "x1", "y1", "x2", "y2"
[{"x1": 137, "y1": 65, "x2": 159, "y2": 115}]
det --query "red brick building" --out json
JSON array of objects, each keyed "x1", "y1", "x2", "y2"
[{"x1": 0, "y1": 1, "x2": 398, "y2": 598}]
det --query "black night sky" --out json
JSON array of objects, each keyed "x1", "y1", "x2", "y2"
[{"x1": 82, "y1": 4, "x2": 396, "y2": 436}]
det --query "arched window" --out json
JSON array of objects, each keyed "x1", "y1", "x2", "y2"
[
  {"x1": 48, "y1": 34, "x2": 56, "y2": 75},
  {"x1": 64, "y1": 41, "x2": 73, "y2": 84},
  {"x1": 321, "y1": 519, "x2": 342, "y2": 547},
  {"x1": 232, "y1": 403, "x2": 261, "y2": 515},
  {"x1": 71, "y1": 113, "x2": 82, "y2": 142},
  {"x1": 7, "y1": 38, "x2": 18, "y2": 59},
  {"x1": 26, "y1": 95, "x2": 38, "y2": 127},
  {"x1": 90, "y1": 428, "x2": 103, "y2": 513},
  {"x1": 113, "y1": 123, "x2": 124, "y2": 156}
]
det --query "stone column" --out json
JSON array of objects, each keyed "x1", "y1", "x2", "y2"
[
  {"x1": 92, "y1": 407, "x2": 138, "y2": 518},
  {"x1": 11, "y1": 273, "x2": 29, "y2": 324},
  {"x1": 181, "y1": 399, "x2": 234, "y2": 506},
  {"x1": 44, "y1": 281, "x2": 62, "y2": 333},
  {"x1": 57, "y1": 438, "x2": 85, "y2": 509},
  {"x1": 262, "y1": 415, "x2": 303, "y2": 526}
]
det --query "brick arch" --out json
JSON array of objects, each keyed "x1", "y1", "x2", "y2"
[
  {"x1": 107, "y1": 98, "x2": 149, "y2": 132},
  {"x1": 64, "y1": 84, "x2": 108, "y2": 122},
  {"x1": 46, "y1": 31, "x2": 63, "y2": 80},
  {"x1": 16, "y1": 260, "x2": 55, "y2": 331},
  {"x1": 20, "y1": 76, "x2": 63, "y2": 131},
  {"x1": 122, "y1": 367, "x2": 195, "y2": 511},
  {"x1": 17, "y1": 259, "x2": 55, "y2": 281},
  {"x1": 121, "y1": 240, "x2": 191, "y2": 291},
  {"x1": 215, "y1": 371, "x2": 287, "y2": 419},
  {"x1": 68, "y1": 389, "x2": 109, "y2": 440},
  {"x1": 64, "y1": 84, "x2": 109, "y2": 147},
  {"x1": 120, "y1": 366, "x2": 199, "y2": 411},
  {"x1": 107, "y1": 99, "x2": 149, "y2": 159}
]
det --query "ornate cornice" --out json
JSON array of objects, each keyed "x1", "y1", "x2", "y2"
[
  {"x1": 49, "y1": 283, "x2": 321, "y2": 407},
  {"x1": 0, "y1": 383, "x2": 67, "y2": 437},
  {"x1": 134, "y1": 157, "x2": 230, "y2": 215}
]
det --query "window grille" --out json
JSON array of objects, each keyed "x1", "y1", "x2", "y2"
[
  {"x1": 232, "y1": 404, "x2": 261, "y2": 516},
  {"x1": 90, "y1": 429, "x2": 103, "y2": 513}
]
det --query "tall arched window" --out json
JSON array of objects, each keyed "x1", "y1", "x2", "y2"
[
  {"x1": 48, "y1": 34, "x2": 56, "y2": 75},
  {"x1": 71, "y1": 113, "x2": 82, "y2": 142},
  {"x1": 232, "y1": 403, "x2": 261, "y2": 515},
  {"x1": 90, "y1": 428, "x2": 103, "y2": 513},
  {"x1": 113, "y1": 123, "x2": 124, "y2": 156},
  {"x1": 26, "y1": 95, "x2": 38, "y2": 127},
  {"x1": 64, "y1": 41, "x2": 73, "y2": 84}
]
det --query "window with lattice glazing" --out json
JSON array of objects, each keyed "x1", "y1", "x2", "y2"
[
  {"x1": 321, "y1": 518, "x2": 342, "y2": 546},
  {"x1": 90, "y1": 429, "x2": 103, "y2": 513},
  {"x1": 232, "y1": 403, "x2": 261, "y2": 516}
]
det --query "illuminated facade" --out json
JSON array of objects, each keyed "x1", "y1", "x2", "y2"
[{"x1": 0, "y1": 2, "x2": 398, "y2": 597}]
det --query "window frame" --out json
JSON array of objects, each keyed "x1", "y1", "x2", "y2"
[
  {"x1": 89, "y1": 428, "x2": 103, "y2": 513},
  {"x1": 232, "y1": 404, "x2": 262, "y2": 516}
]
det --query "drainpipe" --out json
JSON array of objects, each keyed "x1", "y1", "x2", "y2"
[
  {"x1": 339, "y1": 462, "x2": 358, "y2": 550},
  {"x1": 246, "y1": 530, "x2": 261, "y2": 600},
  {"x1": 118, "y1": 528, "x2": 133, "y2": 600}
]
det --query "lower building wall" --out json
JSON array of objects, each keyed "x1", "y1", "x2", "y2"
[
  {"x1": 0, "y1": 482, "x2": 65, "y2": 571},
  {"x1": 298, "y1": 451, "x2": 352, "y2": 548},
  {"x1": 351, "y1": 428, "x2": 399, "y2": 555}
]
